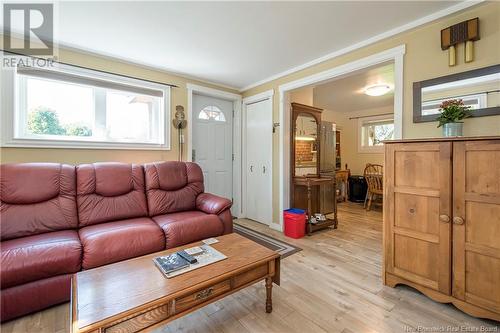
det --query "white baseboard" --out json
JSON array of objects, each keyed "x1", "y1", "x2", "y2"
[{"x1": 269, "y1": 222, "x2": 283, "y2": 232}]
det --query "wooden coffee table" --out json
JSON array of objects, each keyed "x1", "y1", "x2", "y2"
[{"x1": 71, "y1": 233, "x2": 280, "y2": 333}]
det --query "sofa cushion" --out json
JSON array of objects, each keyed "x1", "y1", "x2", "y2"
[
  {"x1": 76, "y1": 163, "x2": 148, "y2": 227},
  {"x1": 1, "y1": 230, "x2": 82, "y2": 289},
  {"x1": 1, "y1": 274, "x2": 72, "y2": 322},
  {"x1": 0, "y1": 163, "x2": 78, "y2": 241},
  {"x1": 79, "y1": 217, "x2": 165, "y2": 269},
  {"x1": 144, "y1": 161, "x2": 204, "y2": 216},
  {"x1": 152, "y1": 211, "x2": 224, "y2": 249}
]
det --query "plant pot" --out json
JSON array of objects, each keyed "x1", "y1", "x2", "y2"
[{"x1": 442, "y1": 122, "x2": 463, "y2": 137}]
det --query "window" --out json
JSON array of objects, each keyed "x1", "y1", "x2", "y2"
[
  {"x1": 2, "y1": 62, "x2": 170, "y2": 149},
  {"x1": 198, "y1": 105, "x2": 226, "y2": 122},
  {"x1": 358, "y1": 116, "x2": 394, "y2": 152},
  {"x1": 421, "y1": 93, "x2": 487, "y2": 116}
]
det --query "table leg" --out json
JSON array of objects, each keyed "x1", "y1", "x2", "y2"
[
  {"x1": 265, "y1": 277, "x2": 273, "y2": 313},
  {"x1": 307, "y1": 183, "x2": 312, "y2": 235}
]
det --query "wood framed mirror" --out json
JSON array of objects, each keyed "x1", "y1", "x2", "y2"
[{"x1": 291, "y1": 103, "x2": 322, "y2": 178}]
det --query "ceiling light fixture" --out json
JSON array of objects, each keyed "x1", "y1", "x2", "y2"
[{"x1": 364, "y1": 84, "x2": 391, "y2": 97}]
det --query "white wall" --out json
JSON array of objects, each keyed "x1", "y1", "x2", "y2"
[{"x1": 290, "y1": 87, "x2": 314, "y2": 105}]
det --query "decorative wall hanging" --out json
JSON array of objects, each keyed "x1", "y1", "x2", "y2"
[
  {"x1": 172, "y1": 105, "x2": 187, "y2": 161},
  {"x1": 441, "y1": 17, "x2": 480, "y2": 66}
]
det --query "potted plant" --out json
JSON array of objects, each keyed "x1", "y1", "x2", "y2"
[{"x1": 436, "y1": 99, "x2": 471, "y2": 137}]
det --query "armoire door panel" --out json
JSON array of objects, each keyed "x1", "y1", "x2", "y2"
[
  {"x1": 394, "y1": 235, "x2": 439, "y2": 282},
  {"x1": 384, "y1": 142, "x2": 452, "y2": 295},
  {"x1": 394, "y1": 192, "x2": 440, "y2": 235},
  {"x1": 465, "y1": 150, "x2": 500, "y2": 195},
  {"x1": 453, "y1": 140, "x2": 500, "y2": 312},
  {"x1": 465, "y1": 202, "x2": 500, "y2": 249},
  {"x1": 465, "y1": 252, "x2": 500, "y2": 313},
  {"x1": 394, "y1": 149, "x2": 440, "y2": 189}
]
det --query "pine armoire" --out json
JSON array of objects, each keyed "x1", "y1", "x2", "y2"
[{"x1": 383, "y1": 136, "x2": 500, "y2": 321}]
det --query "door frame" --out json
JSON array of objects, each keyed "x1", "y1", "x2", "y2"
[
  {"x1": 242, "y1": 89, "x2": 274, "y2": 226},
  {"x1": 277, "y1": 45, "x2": 406, "y2": 230},
  {"x1": 187, "y1": 83, "x2": 242, "y2": 217}
]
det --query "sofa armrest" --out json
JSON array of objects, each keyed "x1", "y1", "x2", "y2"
[{"x1": 196, "y1": 193, "x2": 232, "y2": 215}]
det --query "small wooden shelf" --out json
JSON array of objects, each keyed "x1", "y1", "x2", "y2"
[{"x1": 307, "y1": 218, "x2": 337, "y2": 235}]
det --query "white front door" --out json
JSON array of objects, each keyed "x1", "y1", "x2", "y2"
[
  {"x1": 192, "y1": 94, "x2": 233, "y2": 200},
  {"x1": 245, "y1": 98, "x2": 272, "y2": 225}
]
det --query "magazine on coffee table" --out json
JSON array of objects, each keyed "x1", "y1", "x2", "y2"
[{"x1": 153, "y1": 244, "x2": 227, "y2": 278}]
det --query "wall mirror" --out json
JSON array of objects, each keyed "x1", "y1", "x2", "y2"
[
  {"x1": 413, "y1": 64, "x2": 500, "y2": 123},
  {"x1": 294, "y1": 113, "x2": 319, "y2": 177},
  {"x1": 290, "y1": 103, "x2": 322, "y2": 179}
]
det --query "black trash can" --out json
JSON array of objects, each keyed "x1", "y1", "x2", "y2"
[{"x1": 348, "y1": 175, "x2": 367, "y2": 203}]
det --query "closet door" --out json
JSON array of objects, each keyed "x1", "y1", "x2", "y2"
[
  {"x1": 245, "y1": 99, "x2": 272, "y2": 225},
  {"x1": 384, "y1": 142, "x2": 452, "y2": 294},
  {"x1": 453, "y1": 140, "x2": 500, "y2": 314}
]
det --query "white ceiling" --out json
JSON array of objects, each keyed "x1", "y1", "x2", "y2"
[
  {"x1": 313, "y1": 62, "x2": 395, "y2": 113},
  {"x1": 51, "y1": 1, "x2": 468, "y2": 90}
]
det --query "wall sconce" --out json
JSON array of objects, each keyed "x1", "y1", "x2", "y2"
[{"x1": 441, "y1": 17, "x2": 480, "y2": 66}]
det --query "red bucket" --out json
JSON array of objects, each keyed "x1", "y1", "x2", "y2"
[{"x1": 283, "y1": 209, "x2": 306, "y2": 239}]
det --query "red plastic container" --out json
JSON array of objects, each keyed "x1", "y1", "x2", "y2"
[{"x1": 283, "y1": 209, "x2": 306, "y2": 239}]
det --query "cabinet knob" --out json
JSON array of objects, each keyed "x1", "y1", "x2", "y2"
[
  {"x1": 453, "y1": 216, "x2": 465, "y2": 225},
  {"x1": 439, "y1": 215, "x2": 450, "y2": 223}
]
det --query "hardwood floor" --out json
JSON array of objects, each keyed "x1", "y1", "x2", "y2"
[{"x1": 2, "y1": 202, "x2": 498, "y2": 333}]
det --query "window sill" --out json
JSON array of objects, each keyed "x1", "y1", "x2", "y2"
[{"x1": 1, "y1": 138, "x2": 171, "y2": 151}]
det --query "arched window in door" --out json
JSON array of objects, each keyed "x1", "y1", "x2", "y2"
[{"x1": 198, "y1": 105, "x2": 226, "y2": 122}]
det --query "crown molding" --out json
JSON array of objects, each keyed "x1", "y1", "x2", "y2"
[{"x1": 239, "y1": 0, "x2": 484, "y2": 92}]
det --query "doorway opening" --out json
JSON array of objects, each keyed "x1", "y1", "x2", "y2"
[
  {"x1": 278, "y1": 45, "x2": 405, "y2": 230},
  {"x1": 289, "y1": 61, "x2": 395, "y2": 218}
]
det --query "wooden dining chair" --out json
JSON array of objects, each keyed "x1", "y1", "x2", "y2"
[{"x1": 363, "y1": 164, "x2": 383, "y2": 211}]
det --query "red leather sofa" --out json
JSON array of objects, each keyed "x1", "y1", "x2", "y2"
[{"x1": 0, "y1": 161, "x2": 232, "y2": 321}]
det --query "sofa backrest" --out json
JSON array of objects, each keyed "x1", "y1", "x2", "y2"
[
  {"x1": 144, "y1": 161, "x2": 204, "y2": 216},
  {"x1": 0, "y1": 163, "x2": 78, "y2": 241},
  {"x1": 76, "y1": 162, "x2": 148, "y2": 227}
]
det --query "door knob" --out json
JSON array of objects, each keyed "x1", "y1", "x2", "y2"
[
  {"x1": 453, "y1": 216, "x2": 465, "y2": 225},
  {"x1": 439, "y1": 215, "x2": 450, "y2": 223},
  {"x1": 250, "y1": 165, "x2": 253, "y2": 172},
  {"x1": 263, "y1": 166, "x2": 266, "y2": 173}
]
